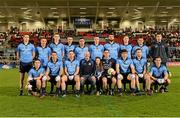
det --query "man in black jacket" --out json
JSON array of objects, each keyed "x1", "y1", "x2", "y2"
[
  {"x1": 150, "y1": 33, "x2": 169, "y2": 66},
  {"x1": 80, "y1": 51, "x2": 96, "y2": 94}
]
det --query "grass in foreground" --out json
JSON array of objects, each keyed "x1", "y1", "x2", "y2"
[{"x1": 0, "y1": 67, "x2": 180, "y2": 117}]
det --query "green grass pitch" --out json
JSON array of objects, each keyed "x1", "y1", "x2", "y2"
[{"x1": 0, "y1": 67, "x2": 180, "y2": 117}]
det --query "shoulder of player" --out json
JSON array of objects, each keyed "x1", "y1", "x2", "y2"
[
  {"x1": 27, "y1": 43, "x2": 35, "y2": 47},
  {"x1": 115, "y1": 58, "x2": 121, "y2": 63},
  {"x1": 104, "y1": 43, "x2": 110, "y2": 47},
  {"x1": 17, "y1": 43, "x2": 23, "y2": 48},
  {"x1": 39, "y1": 67, "x2": 45, "y2": 71},
  {"x1": 75, "y1": 46, "x2": 80, "y2": 50},
  {"x1": 132, "y1": 45, "x2": 137, "y2": 49},
  {"x1": 36, "y1": 46, "x2": 43, "y2": 50},
  {"x1": 47, "y1": 46, "x2": 51, "y2": 50},
  {"x1": 80, "y1": 59, "x2": 85, "y2": 63},
  {"x1": 151, "y1": 65, "x2": 157, "y2": 70},
  {"x1": 29, "y1": 68, "x2": 34, "y2": 73},
  {"x1": 161, "y1": 65, "x2": 167, "y2": 69},
  {"x1": 64, "y1": 60, "x2": 69, "y2": 64},
  {"x1": 49, "y1": 42, "x2": 54, "y2": 45},
  {"x1": 110, "y1": 58, "x2": 116, "y2": 63},
  {"x1": 47, "y1": 61, "x2": 52, "y2": 66}
]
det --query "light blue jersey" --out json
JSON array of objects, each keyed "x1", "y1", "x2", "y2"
[
  {"x1": 104, "y1": 42, "x2": 119, "y2": 59},
  {"x1": 49, "y1": 43, "x2": 64, "y2": 61},
  {"x1": 17, "y1": 43, "x2": 35, "y2": 63},
  {"x1": 133, "y1": 58, "x2": 147, "y2": 74},
  {"x1": 116, "y1": 58, "x2": 134, "y2": 74},
  {"x1": 74, "y1": 46, "x2": 88, "y2": 61},
  {"x1": 119, "y1": 44, "x2": 133, "y2": 59},
  {"x1": 89, "y1": 44, "x2": 104, "y2": 60},
  {"x1": 64, "y1": 44, "x2": 76, "y2": 60},
  {"x1": 150, "y1": 65, "x2": 168, "y2": 78},
  {"x1": 64, "y1": 59, "x2": 79, "y2": 75},
  {"x1": 36, "y1": 46, "x2": 51, "y2": 67},
  {"x1": 28, "y1": 67, "x2": 45, "y2": 79},
  {"x1": 47, "y1": 60, "x2": 63, "y2": 76},
  {"x1": 132, "y1": 45, "x2": 149, "y2": 59}
]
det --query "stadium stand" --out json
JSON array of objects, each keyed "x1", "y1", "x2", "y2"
[{"x1": 0, "y1": 26, "x2": 180, "y2": 69}]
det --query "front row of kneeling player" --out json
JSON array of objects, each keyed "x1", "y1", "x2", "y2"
[{"x1": 26, "y1": 49, "x2": 171, "y2": 98}]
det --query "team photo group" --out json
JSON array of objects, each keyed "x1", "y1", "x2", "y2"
[{"x1": 16, "y1": 33, "x2": 171, "y2": 98}]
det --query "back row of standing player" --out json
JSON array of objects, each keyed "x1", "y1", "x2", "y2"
[
  {"x1": 17, "y1": 33, "x2": 149, "y2": 66},
  {"x1": 17, "y1": 33, "x2": 170, "y2": 97}
]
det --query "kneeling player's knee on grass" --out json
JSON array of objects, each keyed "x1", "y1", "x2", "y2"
[
  {"x1": 102, "y1": 77, "x2": 107, "y2": 83},
  {"x1": 131, "y1": 79, "x2": 136, "y2": 88},
  {"x1": 42, "y1": 81, "x2": 46, "y2": 88},
  {"x1": 62, "y1": 75, "x2": 67, "y2": 82},
  {"x1": 102, "y1": 77, "x2": 107, "y2": 88},
  {"x1": 135, "y1": 76, "x2": 139, "y2": 83},
  {"x1": 117, "y1": 79, "x2": 122, "y2": 88},
  {"x1": 144, "y1": 74, "x2": 150, "y2": 80},
  {"x1": 36, "y1": 80, "x2": 41, "y2": 89},
  {"x1": 167, "y1": 79, "x2": 171, "y2": 84},
  {"x1": 61, "y1": 81, "x2": 66, "y2": 90},
  {"x1": 75, "y1": 76, "x2": 80, "y2": 82},
  {"x1": 117, "y1": 74, "x2": 123, "y2": 80},
  {"x1": 145, "y1": 77, "x2": 150, "y2": 84},
  {"x1": 127, "y1": 74, "x2": 135, "y2": 81},
  {"x1": 75, "y1": 78, "x2": 80, "y2": 90},
  {"x1": 55, "y1": 76, "x2": 61, "y2": 82},
  {"x1": 61, "y1": 79, "x2": 65, "y2": 83},
  {"x1": 112, "y1": 78, "x2": 116, "y2": 84},
  {"x1": 56, "y1": 80, "x2": 61, "y2": 87},
  {"x1": 131, "y1": 74, "x2": 136, "y2": 80}
]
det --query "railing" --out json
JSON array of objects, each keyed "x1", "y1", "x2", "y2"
[{"x1": 0, "y1": 55, "x2": 17, "y2": 64}]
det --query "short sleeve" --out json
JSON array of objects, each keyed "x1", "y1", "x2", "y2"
[
  {"x1": 76, "y1": 60, "x2": 80, "y2": 67},
  {"x1": 61, "y1": 44, "x2": 65, "y2": 53},
  {"x1": 28, "y1": 69, "x2": 33, "y2": 77},
  {"x1": 31, "y1": 44, "x2": 35, "y2": 52},
  {"x1": 163, "y1": 66, "x2": 168, "y2": 75},
  {"x1": 17, "y1": 44, "x2": 20, "y2": 53},
  {"x1": 149, "y1": 67, "x2": 154, "y2": 75}
]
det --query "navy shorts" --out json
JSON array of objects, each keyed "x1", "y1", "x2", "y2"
[
  {"x1": 66, "y1": 75, "x2": 76, "y2": 85},
  {"x1": 122, "y1": 73, "x2": 131, "y2": 83},
  {"x1": 49, "y1": 75, "x2": 57, "y2": 85},
  {"x1": 19, "y1": 62, "x2": 33, "y2": 73}
]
